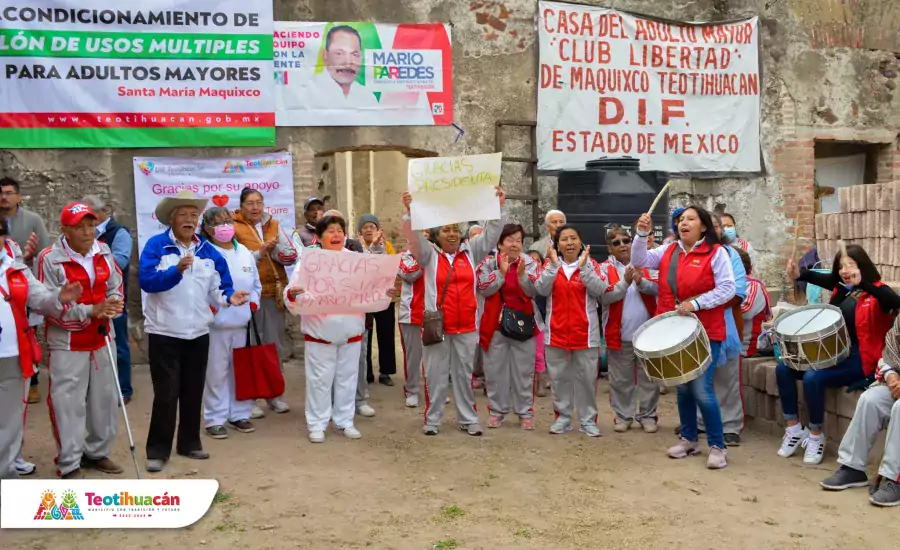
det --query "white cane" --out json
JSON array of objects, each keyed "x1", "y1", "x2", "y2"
[{"x1": 99, "y1": 322, "x2": 141, "y2": 479}]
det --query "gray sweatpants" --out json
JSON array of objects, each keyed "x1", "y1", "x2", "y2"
[
  {"x1": 545, "y1": 346, "x2": 600, "y2": 427},
  {"x1": 485, "y1": 332, "x2": 535, "y2": 419},
  {"x1": 0, "y1": 357, "x2": 24, "y2": 479},
  {"x1": 400, "y1": 323, "x2": 423, "y2": 397},
  {"x1": 422, "y1": 332, "x2": 478, "y2": 427},
  {"x1": 838, "y1": 384, "x2": 900, "y2": 480},
  {"x1": 698, "y1": 355, "x2": 744, "y2": 435},
  {"x1": 357, "y1": 330, "x2": 368, "y2": 406},
  {"x1": 257, "y1": 296, "x2": 287, "y2": 402},
  {"x1": 48, "y1": 348, "x2": 118, "y2": 476},
  {"x1": 608, "y1": 342, "x2": 659, "y2": 423}
]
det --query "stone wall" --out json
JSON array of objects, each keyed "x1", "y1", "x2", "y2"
[{"x1": 3, "y1": 0, "x2": 900, "y2": 360}]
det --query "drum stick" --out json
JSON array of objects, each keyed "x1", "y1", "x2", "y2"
[
  {"x1": 839, "y1": 239, "x2": 848, "y2": 260},
  {"x1": 647, "y1": 181, "x2": 672, "y2": 215}
]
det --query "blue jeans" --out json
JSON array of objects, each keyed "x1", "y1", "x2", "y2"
[
  {"x1": 113, "y1": 312, "x2": 133, "y2": 398},
  {"x1": 677, "y1": 341, "x2": 724, "y2": 449},
  {"x1": 776, "y1": 345, "x2": 863, "y2": 430}
]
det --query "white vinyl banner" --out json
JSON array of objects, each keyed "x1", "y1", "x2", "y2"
[
  {"x1": 1, "y1": 480, "x2": 218, "y2": 528},
  {"x1": 132, "y1": 153, "x2": 295, "y2": 253},
  {"x1": 537, "y1": 2, "x2": 760, "y2": 172}
]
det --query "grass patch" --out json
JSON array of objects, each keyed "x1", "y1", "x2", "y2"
[
  {"x1": 433, "y1": 540, "x2": 458, "y2": 550},
  {"x1": 439, "y1": 506, "x2": 466, "y2": 520},
  {"x1": 515, "y1": 528, "x2": 532, "y2": 538},
  {"x1": 212, "y1": 492, "x2": 232, "y2": 504}
]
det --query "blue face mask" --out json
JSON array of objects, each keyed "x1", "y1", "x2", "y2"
[{"x1": 723, "y1": 227, "x2": 737, "y2": 241}]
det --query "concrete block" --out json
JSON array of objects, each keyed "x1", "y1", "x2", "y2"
[
  {"x1": 741, "y1": 358, "x2": 750, "y2": 386},
  {"x1": 744, "y1": 387, "x2": 758, "y2": 418},
  {"x1": 882, "y1": 211, "x2": 895, "y2": 239},
  {"x1": 853, "y1": 213, "x2": 866, "y2": 239},
  {"x1": 880, "y1": 182, "x2": 894, "y2": 210},
  {"x1": 894, "y1": 211, "x2": 900, "y2": 242},
  {"x1": 824, "y1": 412, "x2": 839, "y2": 440},
  {"x1": 883, "y1": 238, "x2": 894, "y2": 266},
  {"x1": 775, "y1": 402, "x2": 786, "y2": 427},
  {"x1": 837, "y1": 389, "x2": 860, "y2": 418},
  {"x1": 867, "y1": 184, "x2": 882, "y2": 211},
  {"x1": 750, "y1": 360, "x2": 768, "y2": 391},
  {"x1": 765, "y1": 362, "x2": 779, "y2": 397},
  {"x1": 838, "y1": 416, "x2": 852, "y2": 439},
  {"x1": 852, "y1": 185, "x2": 866, "y2": 212},
  {"x1": 815, "y1": 213, "x2": 826, "y2": 240},
  {"x1": 890, "y1": 183, "x2": 900, "y2": 212},
  {"x1": 838, "y1": 186, "x2": 851, "y2": 213},
  {"x1": 799, "y1": 408, "x2": 810, "y2": 428},
  {"x1": 797, "y1": 380, "x2": 805, "y2": 406},
  {"x1": 765, "y1": 394, "x2": 778, "y2": 422},
  {"x1": 840, "y1": 213, "x2": 852, "y2": 240},
  {"x1": 825, "y1": 387, "x2": 839, "y2": 414}
]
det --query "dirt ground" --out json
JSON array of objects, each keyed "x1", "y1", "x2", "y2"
[{"x1": 4, "y1": 351, "x2": 900, "y2": 550}]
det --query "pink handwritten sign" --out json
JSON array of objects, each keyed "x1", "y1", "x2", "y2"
[{"x1": 288, "y1": 248, "x2": 401, "y2": 315}]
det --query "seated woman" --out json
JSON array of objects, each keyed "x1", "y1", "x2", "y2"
[
  {"x1": 533, "y1": 225, "x2": 609, "y2": 437},
  {"x1": 781, "y1": 245, "x2": 900, "y2": 465},
  {"x1": 631, "y1": 206, "x2": 736, "y2": 469},
  {"x1": 821, "y1": 316, "x2": 900, "y2": 507}
]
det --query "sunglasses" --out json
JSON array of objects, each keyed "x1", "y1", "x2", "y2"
[{"x1": 610, "y1": 238, "x2": 631, "y2": 247}]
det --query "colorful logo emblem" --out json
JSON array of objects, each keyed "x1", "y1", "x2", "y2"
[
  {"x1": 138, "y1": 161, "x2": 155, "y2": 176},
  {"x1": 68, "y1": 203, "x2": 90, "y2": 215},
  {"x1": 223, "y1": 162, "x2": 245, "y2": 174},
  {"x1": 34, "y1": 489, "x2": 84, "y2": 521}
]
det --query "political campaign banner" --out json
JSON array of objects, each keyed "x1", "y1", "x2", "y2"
[
  {"x1": 0, "y1": 1, "x2": 275, "y2": 148},
  {"x1": 407, "y1": 153, "x2": 502, "y2": 230},
  {"x1": 274, "y1": 21, "x2": 453, "y2": 126},
  {"x1": 538, "y1": 1, "x2": 760, "y2": 172},
  {"x1": 132, "y1": 153, "x2": 295, "y2": 253},
  {"x1": 287, "y1": 248, "x2": 401, "y2": 315}
]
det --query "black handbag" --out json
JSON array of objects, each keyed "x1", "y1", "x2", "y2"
[{"x1": 498, "y1": 287, "x2": 534, "y2": 342}]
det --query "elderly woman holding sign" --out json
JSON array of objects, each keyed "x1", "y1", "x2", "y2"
[
  {"x1": 284, "y1": 215, "x2": 396, "y2": 444},
  {"x1": 401, "y1": 186, "x2": 508, "y2": 436}
]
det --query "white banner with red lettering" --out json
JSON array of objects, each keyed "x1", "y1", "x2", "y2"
[
  {"x1": 132, "y1": 153, "x2": 295, "y2": 253},
  {"x1": 537, "y1": 2, "x2": 760, "y2": 172}
]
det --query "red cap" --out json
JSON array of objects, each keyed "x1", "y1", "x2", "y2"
[{"x1": 60, "y1": 202, "x2": 97, "y2": 227}]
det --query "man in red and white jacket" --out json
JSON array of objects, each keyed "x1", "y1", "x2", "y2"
[
  {"x1": 38, "y1": 203, "x2": 125, "y2": 479},
  {"x1": 398, "y1": 246, "x2": 425, "y2": 408},
  {"x1": 600, "y1": 226, "x2": 660, "y2": 434},
  {"x1": 821, "y1": 317, "x2": 900, "y2": 507}
]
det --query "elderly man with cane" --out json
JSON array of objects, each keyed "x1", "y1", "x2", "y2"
[
  {"x1": 140, "y1": 190, "x2": 249, "y2": 473},
  {"x1": 37, "y1": 202, "x2": 126, "y2": 479}
]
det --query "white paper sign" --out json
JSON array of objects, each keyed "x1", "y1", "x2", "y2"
[
  {"x1": 537, "y1": 2, "x2": 760, "y2": 172},
  {"x1": 132, "y1": 153, "x2": 296, "y2": 254},
  {"x1": 407, "y1": 153, "x2": 502, "y2": 230}
]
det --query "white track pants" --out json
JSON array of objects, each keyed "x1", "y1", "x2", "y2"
[
  {"x1": 203, "y1": 328, "x2": 254, "y2": 427},
  {"x1": 305, "y1": 340, "x2": 361, "y2": 433}
]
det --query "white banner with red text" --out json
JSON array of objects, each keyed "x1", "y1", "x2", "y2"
[
  {"x1": 537, "y1": 2, "x2": 760, "y2": 172},
  {"x1": 132, "y1": 153, "x2": 295, "y2": 254}
]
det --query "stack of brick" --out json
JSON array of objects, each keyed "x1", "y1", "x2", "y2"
[
  {"x1": 742, "y1": 356, "x2": 864, "y2": 442},
  {"x1": 816, "y1": 183, "x2": 900, "y2": 282}
]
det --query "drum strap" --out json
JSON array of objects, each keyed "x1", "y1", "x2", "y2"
[{"x1": 668, "y1": 245, "x2": 681, "y2": 304}]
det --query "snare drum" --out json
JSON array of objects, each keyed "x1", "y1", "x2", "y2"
[
  {"x1": 633, "y1": 312, "x2": 713, "y2": 387},
  {"x1": 773, "y1": 304, "x2": 850, "y2": 371}
]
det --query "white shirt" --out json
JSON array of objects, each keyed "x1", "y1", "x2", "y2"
[
  {"x1": 255, "y1": 222, "x2": 264, "y2": 240},
  {"x1": 0, "y1": 255, "x2": 18, "y2": 358},
  {"x1": 62, "y1": 238, "x2": 101, "y2": 285},
  {"x1": 561, "y1": 259, "x2": 579, "y2": 280},
  {"x1": 95, "y1": 218, "x2": 110, "y2": 235}
]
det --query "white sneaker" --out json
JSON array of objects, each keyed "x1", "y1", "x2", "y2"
[
  {"x1": 777, "y1": 426, "x2": 810, "y2": 458},
  {"x1": 803, "y1": 434, "x2": 826, "y2": 465},
  {"x1": 15, "y1": 457, "x2": 35, "y2": 475},
  {"x1": 357, "y1": 403, "x2": 376, "y2": 417},
  {"x1": 251, "y1": 402, "x2": 265, "y2": 419},
  {"x1": 336, "y1": 426, "x2": 362, "y2": 439},
  {"x1": 308, "y1": 430, "x2": 325, "y2": 443},
  {"x1": 268, "y1": 398, "x2": 290, "y2": 414},
  {"x1": 405, "y1": 394, "x2": 419, "y2": 408}
]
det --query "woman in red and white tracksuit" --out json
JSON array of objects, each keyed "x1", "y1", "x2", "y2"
[
  {"x1": 477, "y1": 224, "x2": 540, "y2": 431},
  {"x1": 401, "y1": 188, "x2": 508, "y2": 436},
  {"x1": 631, "y1": 207, "x2": 736, "y2": 469},
  {"x1": 398, "y1": 246, "x2": 425, "y2": 408},
  {"x1": 534, "y1": 224, "x2": 609, "y2": 437},
  {"x1": 285, "y1": 215, "x2": 368, "y2": 444}
]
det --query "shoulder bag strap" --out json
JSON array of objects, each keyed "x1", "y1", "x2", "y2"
[
  {"x1": 667, "y1": 244, "x2": 681, "y2": 305},
  {"x1": 437, "y1": 254, "x2": 456, "y2": 310},
  {"x1": 248, "y1": 311, "x2": 263, "y2": 347}
]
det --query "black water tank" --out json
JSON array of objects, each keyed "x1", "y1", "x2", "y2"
[{"x1": 557, "y1": 157, "x2": 669, "y2": 262}]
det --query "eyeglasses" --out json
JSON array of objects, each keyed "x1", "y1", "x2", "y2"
[{"x1": 610, "y1": 238, "x2": 631, "y2": 247}]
